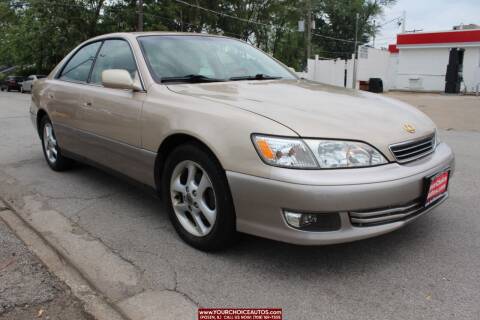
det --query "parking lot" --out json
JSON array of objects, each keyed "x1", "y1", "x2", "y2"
[{"x1": 0, "y1": 90, "x2": 479, "y2": 320}]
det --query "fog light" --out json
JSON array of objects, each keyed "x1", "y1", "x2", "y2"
[{"x1": 283, "y1": 210, "x2": 341, "y2": 231}]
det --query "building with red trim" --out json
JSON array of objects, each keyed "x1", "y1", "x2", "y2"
[{"x1": 389, "y1": 28, "x2": 480, "y2": 93}]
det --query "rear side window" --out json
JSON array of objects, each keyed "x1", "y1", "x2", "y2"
[
  {"x1": 90, "y1": 39, "x2": 137, "y2": 85},
  {"x1": 60, "y1": 42, "x2": 101, "y2": 83}
]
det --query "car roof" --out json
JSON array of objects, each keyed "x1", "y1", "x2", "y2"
[{"x1": 88, "y1": 31, "x2": 230, "y2": 42}]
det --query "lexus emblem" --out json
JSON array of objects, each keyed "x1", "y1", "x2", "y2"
[{"x1": 403, "y1": 123, "x2": 416, "y2": 134}]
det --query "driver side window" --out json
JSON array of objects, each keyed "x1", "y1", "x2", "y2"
[
  {"x1": 89, "y1": 39, "x2": 138, "y2": 85},
  {"x1": 59, "y1": 42, "x2": 101, "y2": 83}
]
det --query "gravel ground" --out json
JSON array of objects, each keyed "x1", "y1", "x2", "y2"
[{"x1": 0, "y1": 217, "x2": 92, "y2": 320}]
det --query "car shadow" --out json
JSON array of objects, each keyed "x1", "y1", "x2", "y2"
[{"x1": 60, "y1": 161, "x2": 445, "y2": 276}]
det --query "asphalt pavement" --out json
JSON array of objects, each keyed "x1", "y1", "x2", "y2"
[{"x1": 0, "y1": 90, "x2": 479, "y2": 320}]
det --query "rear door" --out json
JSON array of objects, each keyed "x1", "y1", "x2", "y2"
[{"x1": 47, "y1": 41, "x2": 102, "y2": 152}]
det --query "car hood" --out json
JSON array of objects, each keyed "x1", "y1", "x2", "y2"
[{"x1": 167, "y1": 79, "x2": 436, "y2": 155}]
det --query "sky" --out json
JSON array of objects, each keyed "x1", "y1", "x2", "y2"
[{"x1": 372, "y1": 0, "x2": 480, "y2": 48}]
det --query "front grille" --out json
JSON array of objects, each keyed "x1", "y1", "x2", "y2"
[
  {"x1": 349, "y1": 200, "x2": 424, "y2": 227},
  {"x1": 389, "y1": 134, "x2": 436, "y2": 163}
]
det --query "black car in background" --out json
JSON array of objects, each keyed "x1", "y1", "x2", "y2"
[{"x1": 1, "y1": 76, "x2": 25, "y2": 92}]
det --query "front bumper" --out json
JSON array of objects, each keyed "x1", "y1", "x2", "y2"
[{"x1": 227, "y1": 143, "x2": 454, "y2": 245}]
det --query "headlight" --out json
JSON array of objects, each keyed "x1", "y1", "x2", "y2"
[
  {"x1": 252, "y1": 135, "x2": 317, "y2": 168},
  {"x1": 252, "y1": 135, "x2": 387, "y2": 169},
  {"x1": 304, "y1": 140, "x2": 387, "y2": 168},
  {"x1": 434, "y1": 130, "x2": 440, "y2": 148}
]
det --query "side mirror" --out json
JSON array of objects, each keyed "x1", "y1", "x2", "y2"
[
  {"x1": 288, "y1": 67, "x2": 296, "y2": 73},
  {"x1": 102, "y1": 69, "x2": 142, "y2": 91}
]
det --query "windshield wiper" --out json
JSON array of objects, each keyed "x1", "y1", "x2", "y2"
[
  {"x1": 229, "y1": 74, "x2": 283, "y2": 81},
  {"x1": 161, "y1": 74, "x2": 225, "y2": 83}
]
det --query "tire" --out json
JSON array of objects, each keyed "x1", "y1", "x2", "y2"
[
  {"x1": 40, "y1": 116, "x2": 73, "y2": 171},
  {"x1": 162, "y1": 143, "x2": 237, "y2": 251}
]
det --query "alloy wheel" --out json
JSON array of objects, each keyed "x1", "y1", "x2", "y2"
[
  {"x1": 170, "y1": 160, "x2": 217, "y2": 237},
  {"x1": 43, "y1": 123, "x2": 58, "y2": 164}
]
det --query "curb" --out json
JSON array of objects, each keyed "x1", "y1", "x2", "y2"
[
  {"x1": 0, "y1": 201, "x2": 129, "y2": 320},
  {"x1": 0, "y1": 180, "x2": 197, "y2": 320}
]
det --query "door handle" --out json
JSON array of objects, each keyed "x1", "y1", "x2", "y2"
[{"x1": 82, "y1": 102, "x2": 92, "y2": 107}]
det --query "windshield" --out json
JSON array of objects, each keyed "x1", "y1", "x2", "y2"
[{"x1": 138, "y1": 35, "x2": 296, "y2": 83}]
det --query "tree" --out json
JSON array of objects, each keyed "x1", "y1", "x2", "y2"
[
  {"x1": 0, "y1": 0, "x2": 395, "y2": 74},
  {"x1": 312, "y1": 0, "x2": 396, "y2": 59}
]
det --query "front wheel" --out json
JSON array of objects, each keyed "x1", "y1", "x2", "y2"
[
  {"x1": 162, "y1": 143, "x2": 237, "y2": 251},
  {"x1": 40, "y1": 116, "x2": 73, "y2": 171}
]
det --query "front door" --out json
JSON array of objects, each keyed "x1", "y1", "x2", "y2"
[{"x1": 75, "y1": 39, "x2": 150, "y2": 182}]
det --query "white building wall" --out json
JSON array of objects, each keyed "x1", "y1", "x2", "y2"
[
  {"x1": 307, "y1": 58, "x2": 347, "y2": 87},
  {"x1": 396, "y1": 48, "x2": 450, "y2": 91},
  {"x1": 463, "y1": 48, "x2": 480, "y2": 92},
  {"x1": 386, "y1": 54, "x2": 399, "y2": 90},
  {"x1": 396, "y1": 46, "x2": 480, "y2": 93},
  {"x1": 306, "y1": 45, "x2": 480, "y2": 93},
  {"x1": 356, "y1": 48, "x2": 391, "y2": 89},
  {"x1": 307, "y1": 47, "x2": 391, "y2": 90}
]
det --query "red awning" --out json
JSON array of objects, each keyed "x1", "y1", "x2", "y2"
[{"x1": 397, "y1": 29, "x2": 480, "y2": 45}]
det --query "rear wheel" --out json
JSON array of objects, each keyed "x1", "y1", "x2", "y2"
[
  {"x1": 40, "y1": 116, "x2": 73, "y2": 171},
  {"x1": 162, "y1": 143, "x2": 237, "y2": 251}
]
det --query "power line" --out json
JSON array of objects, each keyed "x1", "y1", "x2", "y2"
[
  {"x1": 15, "y1": 0, "x2": 357, "y2": 44},
  {"x1": 317, "y1": 49, "x2": 352, "y2": 55},
  {"x1": 174, "y1": 0, "x2": 355, "y2": 43},
  {"x1": 174, "y1": 0, "x2": 272, "y2": 26},
  {"x1": 379, "y1": 16, "x2": 402, "y2": 28},
  {"x1": 142, "y1": 12, "x2": 254, "y2": 44},
  {"x1": 312, "y1": 32, "x2": 354, "y2": 43},
  {"x1": 12, "y1": 0, "x2": 358, "y2": 45},
  {"x1": 14, "y1": 1, "x2": 94, "y2": 9}
]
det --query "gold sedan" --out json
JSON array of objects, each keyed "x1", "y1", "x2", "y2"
[{"x1": 31, "y1": 32, "x2": 454, "y2": 251}]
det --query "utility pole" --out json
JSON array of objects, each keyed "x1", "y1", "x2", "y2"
[
  {"x1": 137, "y1": 0, "x2": 144, "y2": 32},
  {"x1": 401, "y1": 10, "x2": 406, "y2": 33},
  {"x1": 305, "y1": 0, "x2": 312, "y2": 62},
  {"x1": 372, "y1": 20, "x2": 376, "y2": 47},
  {"x1": 352, "y1": 13, "x2": 359, "y2": 89},
  {"x1": 180, "y1": 9, "x2": 184, "y2": 32}
]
